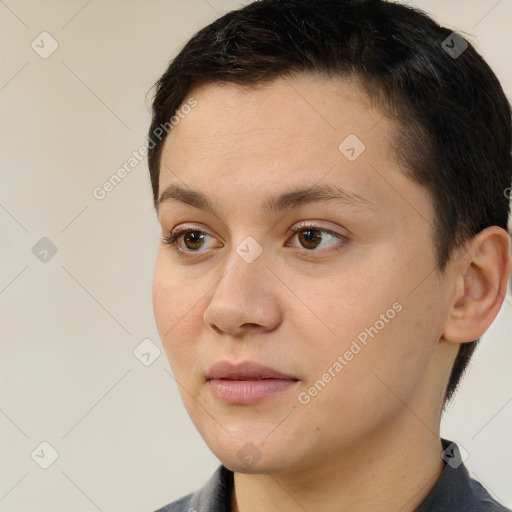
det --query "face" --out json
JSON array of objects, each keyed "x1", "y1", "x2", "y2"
[{"x1": 152, "y1": 74, "x2": 453, "y2": 474}]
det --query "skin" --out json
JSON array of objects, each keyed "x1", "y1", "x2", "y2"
[{"x1": 152, "y1": 74, "x2": 511, "y2": 512}]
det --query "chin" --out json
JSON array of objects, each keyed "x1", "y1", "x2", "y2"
[
  {"x1": 218, "y1": 452, "x2": 283, "y2": 474},
  {"x1": 204, "y1": 432, "x2": 304, "y2": 475}
]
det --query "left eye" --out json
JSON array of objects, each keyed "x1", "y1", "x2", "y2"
[{"x1": 287, "y1": 225, "x2": 346, "y2": 251}]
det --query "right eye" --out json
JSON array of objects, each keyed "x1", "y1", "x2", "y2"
[{"x1": 161, "y1": 227, "x2": 222, "y2": 254}]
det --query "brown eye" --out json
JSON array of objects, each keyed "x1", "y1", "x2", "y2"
[
  {"x1": 182, "y1": 231, "x2": 207, "y2": 250},
  {"x1": 161, "y1": 228, "x2": 218, "y2": 253},
  {"x1": 288, "y1": 223, "x2": 347, "y2": 252},
  {"x1": 297, "y1": 229, "x2": 323, "y2": 250}
]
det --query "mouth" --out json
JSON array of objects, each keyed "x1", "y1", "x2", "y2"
[{"x1": 206, "y1": 361, "x2": 299, "y2": 405}]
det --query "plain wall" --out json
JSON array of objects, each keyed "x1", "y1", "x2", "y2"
[{"x1": 0, "y1": 1, "x2": 511, "y2": 511}]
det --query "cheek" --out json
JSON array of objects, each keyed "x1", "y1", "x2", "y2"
[
  {"x1": 293, "y1": 253, "x2": 438, "y2": 401},
  {"x1": 152, "y1": 254, "x2": 207, "y2": 370},
  {"x1": 278, "y1": 264, "x2": 399, "y2": 414},
  {"x1": 337, "y1": 279, "x2": 446, "y2": 408},
  {"x1": 293, "y1": 305, "x2": 427, "y2": 441},
  {"x1": 298, "y1": 260, "x2": 396, "y2": 350}
]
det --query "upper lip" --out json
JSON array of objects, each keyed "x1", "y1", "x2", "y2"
[{"x1": 207, "y1": 361, "x2": 298, "y2": 381}]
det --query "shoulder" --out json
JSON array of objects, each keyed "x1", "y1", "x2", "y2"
[
  {"x1": 152, "y1": 464, "x2": 233, "y2": 512},
  {"x1": 465, "y1": 476, "x2": 511, "y2": 512},
  {"x1": 416, "y1": 439, "x2": 511, "y2": 512},
  {"x1": 152, "y1": 493, "x2": 194, "y2": 512}
]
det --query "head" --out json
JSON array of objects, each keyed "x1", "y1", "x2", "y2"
[{"x1": 149, "y1": 0, "x2": 511, "y2": 473}]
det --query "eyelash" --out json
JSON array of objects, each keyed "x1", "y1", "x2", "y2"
[{"x1": 161, "y1": 222, "x2": 349, "y2": 257}]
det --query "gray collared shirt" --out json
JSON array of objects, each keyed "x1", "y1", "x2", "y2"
[{"x1": 154, "y1": 439, "x2": 511, "y2": 511}]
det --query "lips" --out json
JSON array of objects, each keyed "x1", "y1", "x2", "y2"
[
  {"x1": 206, "y1": 361, "x2": 299, "y2": 405},
  {"x1": 206, "y1": 361, "x2": 297, "y2": 381}
]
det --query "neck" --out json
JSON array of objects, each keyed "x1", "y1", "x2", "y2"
[{"x1": 231, "y1": 416, "x2": 445, "y2": 512}]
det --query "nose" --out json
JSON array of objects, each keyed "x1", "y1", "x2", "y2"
[{"x1": 203, "y1": 248, "x2": 283, "y2": 337}]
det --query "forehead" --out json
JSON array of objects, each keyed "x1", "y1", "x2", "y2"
[
  {"x1": 160, "y1": 75, "x2": 391, "y2": 178},
  {"x1": 157, "y1": 74, "x2": 432, "y2": 225},
  {"x1": 163, "y1": 74, "x2": 383, "y2": 154}
]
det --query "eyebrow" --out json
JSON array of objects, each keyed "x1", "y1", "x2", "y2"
[{"x1": 156, "y1": 182, "x2": 379, "y2": 215}]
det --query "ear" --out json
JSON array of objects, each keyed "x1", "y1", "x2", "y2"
[{"x1": 442, "y1": 226, "x2": 512, "y2": 343}]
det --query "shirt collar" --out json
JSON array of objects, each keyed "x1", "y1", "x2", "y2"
[{"x1": 415, "y1": 438, "x2": 478, "y2": 511}]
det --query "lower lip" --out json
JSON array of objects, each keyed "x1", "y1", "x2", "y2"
[{"x1": 208, "y1": 378, "x2": 298, "y2": 405}]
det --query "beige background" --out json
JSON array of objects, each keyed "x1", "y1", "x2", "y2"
[{"x1": 0, "y1": 1, "x2": 511, "y2": 511}]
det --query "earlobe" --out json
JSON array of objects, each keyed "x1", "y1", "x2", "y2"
[{"x1": 442, "y1": 226, "x2": 512, "y2": 344}]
